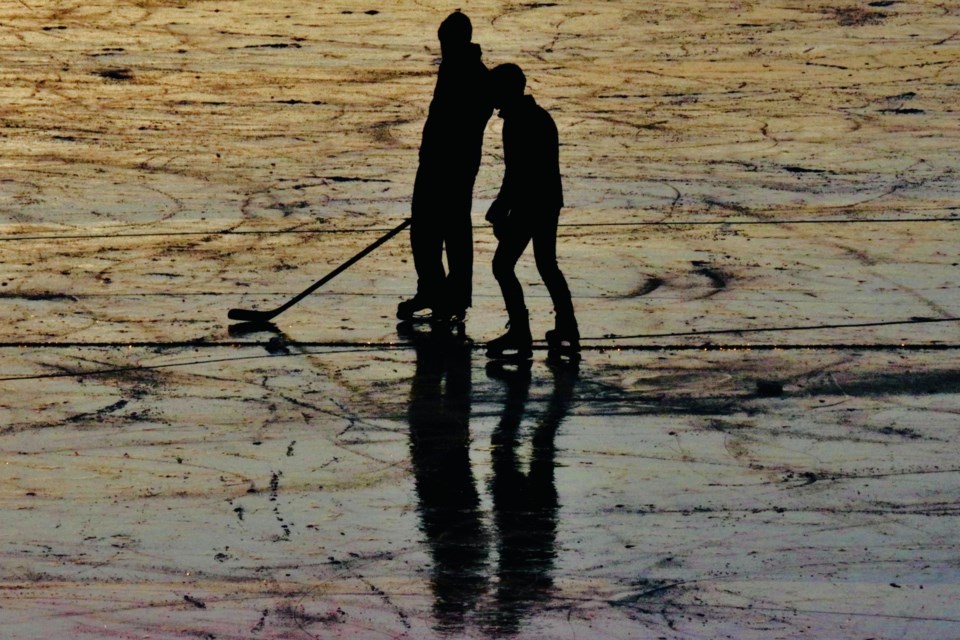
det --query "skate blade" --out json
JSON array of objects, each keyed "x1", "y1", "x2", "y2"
[
  {"x1": 396, "y1": 309, "x2": 434, "y2": 322},
  {"x1": 485, "y1": 347, "x2": 533, "y2": 361},
  {"x1": 398, "y1": 320, "x2": 472, "y2": 344}
]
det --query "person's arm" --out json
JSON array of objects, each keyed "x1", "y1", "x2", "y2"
[
  {"x1": 486, "y1": 118, "x2": 515, "y2": 236},
  {"x1": 486, "y1": 187, "x2": 510, "y2": 239}
]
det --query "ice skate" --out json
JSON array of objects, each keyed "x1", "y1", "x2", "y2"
[
  {"x1": 430, "y1": 302, "x2": 468, "y2": 331},
  {"x1": 396, "y1": 294, "x2": 435, "y2": 322},
  {"x1": 546, "y1": 322, "x2": 581, "y2": 364},
  {"x1": 398, "y1": 314, "x2": 473, "y2": 352},
  {"x1": 444, "y1": 306, "x2": 468, "y2": 326},
  {"x1": 486, "y1": 314, "x2": 533, "y2": 361}
]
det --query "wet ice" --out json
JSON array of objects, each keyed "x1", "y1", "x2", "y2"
[{"x1": 2, "y1": 1, "x2": 960, "y2": 638}]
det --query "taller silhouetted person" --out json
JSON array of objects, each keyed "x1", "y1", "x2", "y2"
[
  {"x1": 397, "y1": 11, "x2": 492, "y2": 324},
  {"x1": 485, "y1": 64, "x2": 579, "y2": 360}
]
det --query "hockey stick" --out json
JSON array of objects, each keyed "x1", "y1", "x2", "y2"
[{"x1": 228, "y1": 218, "x2": 411, "y2": 323}]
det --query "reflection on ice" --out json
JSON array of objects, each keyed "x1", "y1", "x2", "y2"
[
  {"x1": 406, "y1": 325, "x2": 488, "y2": 632},
  {"x1": 405, "y1": 323, "x2": 580, "y2": 635},
  {"x1": 2, "y1": 0, "x2": 960, "y2": 638}
]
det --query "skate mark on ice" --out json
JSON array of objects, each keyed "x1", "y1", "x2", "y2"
[
  {"x1": 691, "y1": 261, "x2": 728, "y2": 299},
  {"x1": 593, "y1": 316, "x2": 960, "y2": 343},
  {"x1": 268, "y1": 471, "x2": 292, "y2": 541},
  {"x1": 0, "y1": 291, "x2": 78, "y2": 301},
  {"x1": 826, "y1": 6, "x2": 889, "y2": 26},
  {"x1": 93, "y1": 68, "x2": 134, "y2": 82},
  {"x1": 624, "y1": 276, "x2": 664, "y2": 298},
  {"x1": 819, "y1": 237, "x2": 954, "y2": 317},
  {"x1": 64, "y1": 399, "x2": 129, "y2": 424}
]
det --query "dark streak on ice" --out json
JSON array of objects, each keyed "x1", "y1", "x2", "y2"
[
  {"x1": 94, "y1": 69, "x2": 134, "y2": 82},
  {"x1": 269, "y1": 471, "x2": 280, "y2": 499},
  {"x1": 626, "y1": 277, "x2": 664, "y2": 298},
  {"x1": 66, "y1": 399, "x2": 128, "y2": 424},
  {"x1": 879, "y1": 107, "x2": 926, "y2": 115},
  {"x1": 692, "y1": 261, "x2": 728, "y2": 291},
  {"x1": 322, "y1": 176, "x2": 392, "y2": 183},
  {"x1": 229, "y1": 43, "x2": 303, "y2": 50},
  {"x1": 784, "y1": 165, "x2": 830, "y2": 175},
  {"x1": 0, "y1": 292, "x2": 78, "y2": 301},
  {"x1": 273, "y1": 99, "x2": 325, "y2": 105},
  {"x1": 704, "y1": 197, "x2": 752, "y2": 216}
]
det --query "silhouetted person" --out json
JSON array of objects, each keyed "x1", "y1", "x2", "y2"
[
  {"x1": 485, "y1": 64, "x2": 579, "y2": 360},
  {"x1": 398, "y1": 11, "x2": 492, "y2": 324},
  {"x1": 404, "y1": 324, "x2": 488, "y2": 632},
  {"x1": 484, "y1": 358, "x2": 579, "y2": 634}
]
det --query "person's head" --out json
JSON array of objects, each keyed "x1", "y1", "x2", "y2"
[
  {"x1": 489, "y1": 63, "x2": 526, "y2": 110},
  {"x1": 438, "y1": 11, "x2": 472, "y2": 52}
]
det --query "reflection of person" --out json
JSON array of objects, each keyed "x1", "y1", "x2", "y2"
[
  {"x1": 484, "y1": 358, "x2": 578, "y2": 635},
  {"x1": 405, "y1": 326, "x2": 488, "y2": 632},
  {"x1": 398, "y1": 11, "x2": 492, "y2": 324},
  {"x1": 485, "y1": 63, "x2": 579, "y2": 359},
  {"x1": 404, "y1": 317, "x2": 579, "y2": 633}
]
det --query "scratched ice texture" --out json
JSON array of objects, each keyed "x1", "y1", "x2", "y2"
[{"x1": 1, "y1": 1, "x2": 959, "y2": 639}]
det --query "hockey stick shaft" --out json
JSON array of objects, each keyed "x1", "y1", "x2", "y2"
[{"x1": 228, "y1": 218, "x2": 411, "y2": 322}]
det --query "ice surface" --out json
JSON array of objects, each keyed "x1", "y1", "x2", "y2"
[{"x1": 1, "y1": 1, "x2": 959, "y2": 638}]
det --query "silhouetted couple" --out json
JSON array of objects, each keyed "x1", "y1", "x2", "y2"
[{"x1": 397, "y1": 11, "x2": 579, "y2": 359}]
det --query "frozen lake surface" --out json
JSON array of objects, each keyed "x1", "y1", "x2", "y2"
[{"x1": 1, "y1": 1, "x2": 959, "y2": 638}]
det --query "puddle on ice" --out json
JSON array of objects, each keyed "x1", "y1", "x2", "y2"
[{"x1": 2, "y1": 1, "x2": 959, "y2": 638}]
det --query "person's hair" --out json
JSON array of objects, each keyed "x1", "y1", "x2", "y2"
[
  {"x1": 490, "y1": 63, "x2": 526, "y2": 97},
  {"x1": 438, "y1": 11, "x2": 472, "y2": 44}
]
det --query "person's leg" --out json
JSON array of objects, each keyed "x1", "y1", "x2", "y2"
[
  {"x1": 492, "y1": 222, "x2": 531, "y2": 326},
  {"x1": 532, "y1": 210, "x2": 578, "y2": 340},
  {"x1": 488, "y1": 221, "x2": 533, "y2": 356},
  {"x1": 401, "y1": 169, "x2": 446, "y2": 317},
  {"x1": 442, "y1": 179, "x2": 475, "y2": 317}
]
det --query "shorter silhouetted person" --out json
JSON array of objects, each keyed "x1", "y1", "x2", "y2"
[
  {"x1": 398, "y1": 11, "x2": 492, "y2": 324},
  {"x1": 485, "y1": 64, "x2": 578, "y2": 360}
]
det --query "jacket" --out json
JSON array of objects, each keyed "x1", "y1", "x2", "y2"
[
  {"x1": 487, "y1": 95, "x2": 564, "y2": 223},
  {"x1": 418, "y1": 42, "x2": 492, "y2": 179}
]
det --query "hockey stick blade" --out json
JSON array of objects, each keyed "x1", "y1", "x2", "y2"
[
  {"x1": 226, "y1": 218, "x2": 411, "y2": 325},
  {"x1": 227, "y1": 308, "x2": 276, "y2": 323}
]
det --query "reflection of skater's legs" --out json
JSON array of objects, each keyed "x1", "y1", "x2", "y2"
[
  {"x1": 533, "y1": 211, "x2": 579, "y2": 350},
  {"x1": 407, "y1": 334, "x2": 487, "y2": 632},
  {"x1": 485, "y1": 357, "x2": 568, "y2": 635},
  {"x1": 488, "y1": 222, "x2": 533, "y2": 358}
]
